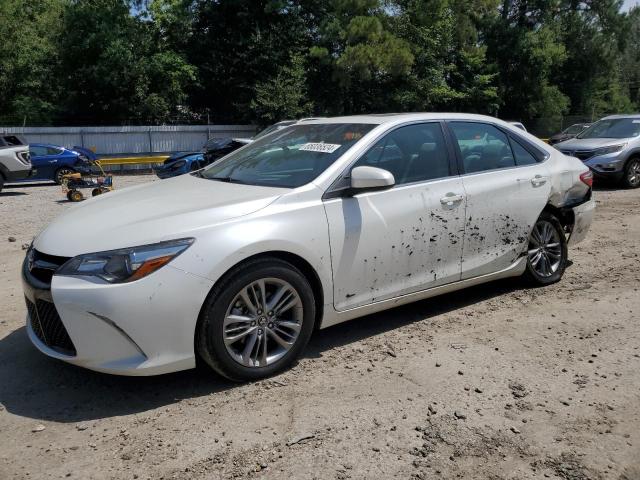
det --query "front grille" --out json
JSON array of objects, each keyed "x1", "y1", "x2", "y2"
[
  {"x1": 25, "y1": 297, "x2": 76, "y2": 356},
  {"x1": 559, "y1": 149, "x2": 595, "y2": 161},
  {"x1": 28, "y1": 249, "x2": 70, "y2": 284},
  {"x1": 573, "y1": 150, "x2": 596, "y2": 161}
]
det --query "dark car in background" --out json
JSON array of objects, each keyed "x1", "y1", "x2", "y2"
[
  {"x1": 549, "y1": 123, "x2": 591, "y2": 145},
  {"x1": 28, "y1": 143, "x2": 94, "y2": 184},
  {"x1": 155, "y1": 152, "x2": 207, "y2": 179},
  {"x1": 157, "y1": 120, "x2": 309, "y2": 179},
  {"x1": 202, "y1": 137, "x2": 252, "y2": 166}
]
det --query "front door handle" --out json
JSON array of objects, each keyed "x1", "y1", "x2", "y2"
[
  {"x1": 440, "y1": 193, "x2": 464, "y2": 206},
  {"x1": 48, "y1": 160, "x2": 58, "y2": 163},
  {"x1": 530, "y1": 175, "x2": 547, "y2": 187}
]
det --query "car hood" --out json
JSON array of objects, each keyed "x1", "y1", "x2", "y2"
[
  {"x1": 34, "y1": 174, "x2": 286, "y2": 257},
  {"x1": 555, "y1": 137, "x2": 628, "y2": 150}
]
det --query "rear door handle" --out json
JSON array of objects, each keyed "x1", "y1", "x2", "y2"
[
  {"x1": 530, "y1": 175, "x2": 547, "y2": 187},
  {"x1": 440, "y1": 193, "x2": 464, "y2": 206}
]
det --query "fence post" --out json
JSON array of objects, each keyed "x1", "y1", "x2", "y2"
[{"x1": 148, "y1": 127, "x2": 153, "y2": 153}]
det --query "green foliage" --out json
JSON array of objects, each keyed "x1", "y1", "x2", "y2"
[
  {"x1": 0, "y1": 0, "x2": 637, "y2": 128},
  {"x1": 0, "y1": 0, "x2": 66, "y2": 124},
  {"x1": 250, "y1": 55, "x2": 312, "y2": 125}
]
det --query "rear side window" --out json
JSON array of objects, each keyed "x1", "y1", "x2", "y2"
[
  {"x1": 354, "y1": 122, "x2": 451, "y2": 185},
  {"x1": 510, "y1": 138, "x2": 538, "y2": 166},
  {"x1": 30, "y1": 146, "x2": 48, "y2": 156},
  {"x1": 449, "y1": 122, "x2": 516, "y2": 173},
  {"x1": 1, "y1": 135, "x2": 25, "y2": 146}
]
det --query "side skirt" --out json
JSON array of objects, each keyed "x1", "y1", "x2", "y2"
[{"x1": 319, "y1": 258, "x2": 527, "y2": 329}]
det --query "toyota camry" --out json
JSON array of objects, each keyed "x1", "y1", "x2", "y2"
[{"x1": 22, "y1": 114, "x2": 595, "y2": 381}]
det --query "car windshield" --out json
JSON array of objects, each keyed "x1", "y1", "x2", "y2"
[
  {"x1": 563, "y1": 124, "x2": 586, "y2": 135},
  {"x1": 253, "y1": 122, "x2": 295, "y2": 140},
  {"x1": 198, "y1": 123, "x2": 376, "y2": 188},
  {"x1": 577, "y1": 118, "x2": 640, "y2": 139}
]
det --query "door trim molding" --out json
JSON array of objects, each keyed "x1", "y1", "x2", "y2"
[{"x1": 319, "y1": 257, "x2": 526, "y2": 329}]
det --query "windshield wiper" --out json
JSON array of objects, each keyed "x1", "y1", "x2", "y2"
[{"x1": 206, "y1": 175, "x2": 249, "y2": 184}]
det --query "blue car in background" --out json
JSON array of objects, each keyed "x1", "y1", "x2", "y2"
[
  {"x1": 154, "y1": 152, "x2": 207, "y2": 179},
  {"x1": 28, "y1": 143, "x2": 95, "y2": 184}
]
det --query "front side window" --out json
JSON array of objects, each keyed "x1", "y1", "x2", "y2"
[
  {"x1": 449, "y1": 122, "x2": 516, "y2": 173},
  {"x1": 29, "y1": 146, "x2": 48, "y2": 156},
  {"x1": 353, "y1": 123, "x2": 451, "y2": 185},
  {"x1": 577, "y1": 118, "x2": 640, "y2": 139},
  {"x1": 200, "y1": 123, "x2": 376, "y2": 188}
]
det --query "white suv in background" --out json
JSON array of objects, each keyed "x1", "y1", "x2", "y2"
[{"x1": 0, "y1": 134, "x2": 33, "y2": 192}]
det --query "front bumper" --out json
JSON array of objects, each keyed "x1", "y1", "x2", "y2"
[
  {"x1": 583, "y1": 154, "x2": 626, "y2": 180},
  {"x1": 22, "y1": 254, "x2": 214, "y2": 376},
  {"x1": 568, "y1": 198, "x2": 595, "y2": 246}
]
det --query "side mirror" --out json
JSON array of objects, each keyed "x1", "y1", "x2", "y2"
[{"x1": 350, "y1": 166, "x2": 395, "y2": 193}]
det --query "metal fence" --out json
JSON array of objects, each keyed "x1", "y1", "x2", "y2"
[{"x1": 0, "y1": 125, "x2": 257, "y2": 155}]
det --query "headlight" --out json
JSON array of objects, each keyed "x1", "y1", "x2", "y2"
[
  {"x1": 57, "y1": 238, "x2": 194, "y2": 283},
  {"x1": 594, "y1": 144, "x2": 626, "y2": 156}
]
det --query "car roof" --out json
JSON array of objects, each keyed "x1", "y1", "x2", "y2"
[
  {"x1": 601, "y1": 114, "x2": 640, "y2": 120},
  {"x1": 31, "y1": 143, "x2": 66, "y2": 149},
  {"x1": 299, "y1": 112, "x2": 514, "y2": 126}
]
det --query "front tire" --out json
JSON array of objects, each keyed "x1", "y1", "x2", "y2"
[
  {"x1": 523, "y1": 212, "x2": 568, "y2": 285},
  {"x1": 197, "y1": 257, "x2": 316, "y2": 381},
  {"x1": 0, "y1": 174, "x2": 4, "y2": 193},
  {"x1": 622, "y1": 158, "x2": 640, "y2": 189}
]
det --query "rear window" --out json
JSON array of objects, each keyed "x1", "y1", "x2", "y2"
[{"x1": 0, "y1": 135, "x2": 26, "y2": 147}]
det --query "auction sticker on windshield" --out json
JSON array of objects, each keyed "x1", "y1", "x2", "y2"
[{"x1": 299, "y1": 143, "x2": 342, "y2": 153}]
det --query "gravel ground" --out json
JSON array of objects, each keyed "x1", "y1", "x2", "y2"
[{"x1": 0, "y1": 175, "x2": 639, "y2": 480}]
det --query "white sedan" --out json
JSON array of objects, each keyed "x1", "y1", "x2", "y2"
[{"x1": 22, "y1": 114, "x2": 595, "y2": 380}]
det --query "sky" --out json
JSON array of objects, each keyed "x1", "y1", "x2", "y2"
[{"x1": 623, "y1": 0, "x2": 639, "y2": 11}]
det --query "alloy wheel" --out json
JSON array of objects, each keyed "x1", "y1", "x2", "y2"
[
  {"x1": 528, "y1": 220, "x2": 563, "y2": 278},
  {"x1": 223, "y1": 278, "x2": 303, "y2": 368},
  {"x1": 55, "y1": 168, "x2": 73, "y2": 184},
  {"x1": 627, "y1": 159, "x2": 640, "y2": 187}
]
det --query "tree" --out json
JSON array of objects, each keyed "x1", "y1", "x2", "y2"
[
  {"x1": 555, "y1": 0, "x2": 632, "y2": 117},
  {"x1": 250, "y1": 55, "x2": 312, "y2": 125},
  {"x1": 59, "y1": 0, "x2": 195, "y2": 124},
  {"x1": 0, "y1": 0, "x2": 66, "y2": 125},
  {"x1": 485, "y1": 1, "x2": 569, "y2": 120}
]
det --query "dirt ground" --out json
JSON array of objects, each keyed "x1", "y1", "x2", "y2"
[{"x1": 0, "y1": 175, "x2": 639, "y2": 480}]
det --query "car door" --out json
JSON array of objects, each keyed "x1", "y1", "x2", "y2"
[
  {"x1": 323, "y1": 122, "x2": 467, "y2": 311},
  {"x1": 446, "y1": 121, "x2": 551, "y2": 279},
  {"x1": 28, "y1": 145, "x2": 51, "y2": 180}
]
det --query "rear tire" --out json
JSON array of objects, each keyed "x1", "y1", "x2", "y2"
[
  {"x1": 55, "y1": 167, "x2": 75, "y2": 185},
  {"x1": 197, "y1": 257, "x2": 316, "y2": 382},
  {"x1": 523, "y1": 212, "x2": 568, "y2": 286},
  {"x1": 0, "y1": 174, "x2": 4, "y2": 193},
  {"x1": 622, "y1": 158, "x2": 640, "y2": 189}
]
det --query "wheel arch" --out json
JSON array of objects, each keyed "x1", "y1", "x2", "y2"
[
  {"x1": 193, "y1": 250, "x2": 326, "y2": 359},
  {"x1": 541, "y1": 203, "x2": 575, "y2": 237}
]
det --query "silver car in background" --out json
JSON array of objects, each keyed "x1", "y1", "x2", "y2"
[{"x1": 555, "y1": 114, "x2": 640, "y2": 188}]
